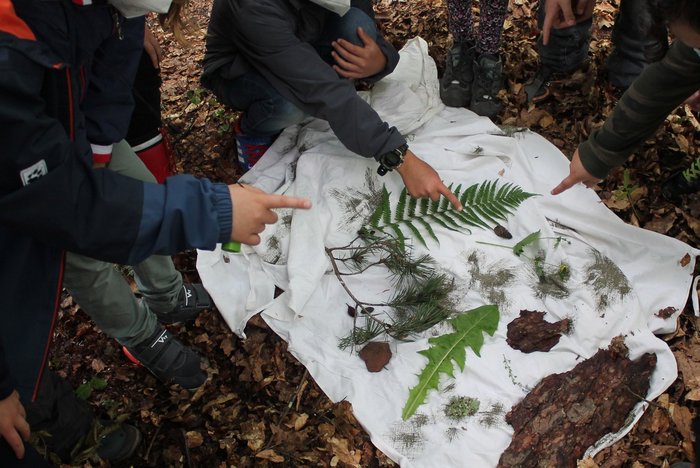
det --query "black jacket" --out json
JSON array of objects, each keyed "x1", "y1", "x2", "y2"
[{"x1": 202, "y1": 0, "x2": 406, "y2": 160}]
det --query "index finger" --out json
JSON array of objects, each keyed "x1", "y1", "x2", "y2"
[
  {"x1": 335, "y1": 38, "x2": 364, "y2": 57},
  {"x1": 550, "y1": 174, "x2": 578, "y2": 195},
  {"x1": 263, "y1": 194, "x2": 312, "y2": 210},
  {"x1": 438, "y1": 185, "x2": 463, "y2": 211}
]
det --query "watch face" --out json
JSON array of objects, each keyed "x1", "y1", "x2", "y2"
[{"x1": 383, "y1": 150, "x2": 402, "y2": 167}]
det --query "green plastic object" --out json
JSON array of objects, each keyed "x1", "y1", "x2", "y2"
[{"x1": 222, "y1": 242, "x2": 241, "y2": 253}]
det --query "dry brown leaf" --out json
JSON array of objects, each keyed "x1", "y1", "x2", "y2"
[
  {"x1": 91, "y1": 358, "x2": 106, "y2": 373},
  {"x1": 359, "y1": 342, "x2": 392, "y2": 372},
  {"x1": 681, "y1": 253, "x2": 692, "y2": 267},
  {"x1": 294, "y1": 413, "x2": 309, "y2": 431},
  {"x1": 256, "y1": 449, "x2": 285, "y2": 463},
  {"x1": 328, "y1": 437, "x2": 362, "y2": 467},
  {"x1": 185, "y1": 430, "x2": 204, "y2": 448},
  {"x1": 240, "y1": 420, "x2": 266, "y2": 451}
]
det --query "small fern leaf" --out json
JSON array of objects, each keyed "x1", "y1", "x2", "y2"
[
  {"x1": 402, "y1": 305, "x2": 499, "y2": 420},
  {"x1": 407, "y1": 196, "x2": 418, "y2": 217},
  {"x1": 388, "y1": 223, "x2": 407, "y2": 251},
  {"x1": 381, "y1": 187, "x2": 392, "y2": 226}
]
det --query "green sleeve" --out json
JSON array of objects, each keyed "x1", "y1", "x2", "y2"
[{"x1": 579, "y1": 41, "x2": 700, "y2": 179}]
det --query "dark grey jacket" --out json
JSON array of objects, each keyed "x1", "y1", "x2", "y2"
[
  {"x1": 579, "y1": 41, "x2": 700, "y2": 178},
  {"x1": 202, "y1": 0, "x2": 405, "y2": 160}
]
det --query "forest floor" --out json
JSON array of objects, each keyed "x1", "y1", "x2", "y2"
[{"x1": 52, "y1": 0, "x2": 700, "y2": 466}]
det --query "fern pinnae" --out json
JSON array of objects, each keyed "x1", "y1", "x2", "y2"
[
  {"x1": 426, "y1": 212, "x2": 459, "y2": 232},
  {"x1": 395, "y1": 188, "x2": 408, "y2": 223},
  {"x1": 407, "y1": 196, "x2": 418, "y2": 217},
  {"x1": 460, "y1": 206, "x2": 492, "y2": 229},
  {"x1": 382, "y1": 189, "x2": 393, "y2": 226},
  {"x1": 413, "y1": 217, "x2": 439, "y2": 244},
  {"x1": 404, "y1": 219, "x2": 428, "y2": 248},
  {"x1": 472, "y1": 204, "x2": 501, "y2": 226},
  {"x1": 388, "y1": 224, "x2": 407, "y2": 251},
  {"x1": 370, "y1": 187, "x2": 390, "y2": 228},
  {"x1": 430, "y1": 212, "x2": 462, "y2": 231}
]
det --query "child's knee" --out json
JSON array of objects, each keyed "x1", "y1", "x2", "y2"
[{"x1": 336, "y1": 7, "x2": 378, "y2": 45}]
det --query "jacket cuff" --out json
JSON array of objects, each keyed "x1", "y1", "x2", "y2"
[
  {"x1": 91, "y1": 143, "x2": 113, "y2": 165},
  {"x1": 212, "y1": 183, "x2": 233, "y2": 243},
  {"x1": 578, "y1": 139, "x2": 615, "y2": 180}
]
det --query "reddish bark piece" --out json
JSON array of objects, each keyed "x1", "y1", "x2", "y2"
[
  {"x1": 655, "y1": 306, "x2": 677, "y2": 319},
  {"x1": 506, "y1": 310, "x2": 571, "y2": 353},
  {"x1": 498, "y1": 339, "x2": 657, "y2": 468},
  {"x1": 359, "y1": 342, "x2": 392, "y2": 372}
]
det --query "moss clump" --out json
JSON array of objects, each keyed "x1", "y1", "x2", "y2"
[{"x1": 443, "y1": 396, "x2": 480, "y2": 421}]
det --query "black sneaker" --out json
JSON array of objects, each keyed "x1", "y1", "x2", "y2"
[
  {"x1": 440, "y1": 42, "x2": 475, "y2": 107},
  {"x1": 126, "y1": 327, "x2": 206, "y2": 390},
  {"x1": 96, "y1": 423, "x2": 142, "y2": 464},
  {"x1": 662, "y1": 158, "x2": 700, "y2": 201},
  {"x1": 154, "y1": 283, "x2": 212, "y2": 324},
  {"x1": 470, "y1": 53, "x2": 504, "y2": 119}
]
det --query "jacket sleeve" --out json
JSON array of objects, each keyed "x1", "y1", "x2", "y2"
[
  {"x1": 0, "y1": 46, "x2": 232, "y2": 266},
  {"x1": 0, "y1": 340, "x2": 14, "y2": 401},
  {"x1": 579, "y1": 41, "x2": 700, "y2": 178},
  {"x1": 227, "y1": 1, "x2": 406, "y2": 160},
  {"x1": 84, "y1": 15, "x2": 145, "y2": 164}
]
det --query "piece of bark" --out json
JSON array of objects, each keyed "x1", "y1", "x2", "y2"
[
  {"x1": 359, "y1": 342, "x2": 392, "y2": 372},
  {"x1": 506, "y1": 310, "x2": 571, "y2": 353},
  {"x1": 498, "y1": 338, "x2": 657, "y2": 468}
]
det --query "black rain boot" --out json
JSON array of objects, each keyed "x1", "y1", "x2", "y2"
[
  {"x1": 440, "y1": 41, "x2": 476, "y2": 108},
  {"x1": 470, "y1": 53, "x2": 504, "y2": 119}
]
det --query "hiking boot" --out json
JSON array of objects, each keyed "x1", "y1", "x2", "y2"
[
  {"x1": 525, "y1": 61, "x2": 592, "y2": 105},
  {"x1": 662, "y1": 158, "x2": 700, "y2": 201},
  {"x1": 96, "y1": 423, "x2": 142, "y2": 463},
  {"x1": 440, "y1": 41, "x2": 475, "y2": 107},
  {"x1": 125, "y1": 326, "x2": 206, "y2": 390},
  {"x1": 470, "y1": 53, "x2": 504, "y2": 119},
  {"x1": 154, "y1": 283, "x2": 212, "y2": 324},
  {"x1": 234, "y1": 116, "x2": 275, "y2": 172}
]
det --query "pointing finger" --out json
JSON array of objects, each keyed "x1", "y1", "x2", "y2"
[{"x1": 264, "y1": 194, "x2": 312, "y2": 210}]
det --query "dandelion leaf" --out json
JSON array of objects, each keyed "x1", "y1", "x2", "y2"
[
  {"x1": 402, "y1": 305, "x2": 499, "y2": 420},
  {"x1": 512, "y1": 230, "x2": 541, "y2": 256}
]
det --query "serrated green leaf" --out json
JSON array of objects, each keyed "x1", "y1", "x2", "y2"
[
  {"x1": 512, "y1": 230, "x2": 541, "y2": 256},
  {"x1": 402, "y1": 305, "x2": 499, "y2": 420}
]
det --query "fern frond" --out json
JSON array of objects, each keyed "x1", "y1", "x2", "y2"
[{"x1": 365, "y1": 180, "x2": 537, "y2": 249}]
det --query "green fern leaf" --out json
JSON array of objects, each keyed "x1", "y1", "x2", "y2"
[
  {"x1": 402, "y1": 305, "x2": 499, "y2": 420},
  {"x1": 366, "y1": 180, "x2": 537, "y2": 249}
]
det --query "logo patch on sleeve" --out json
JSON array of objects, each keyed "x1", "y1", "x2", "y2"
[{"x1": 20, "y1": 160, "x2": 48, "y2": 186}]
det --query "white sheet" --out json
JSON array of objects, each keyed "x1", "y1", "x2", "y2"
[{"x1": 197, "y1": 38, "x2": 699, "y2": 466}]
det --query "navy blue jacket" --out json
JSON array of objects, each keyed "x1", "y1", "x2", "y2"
[{"x1": 0, "y1": 0, "x2": 232, "y2": 403}]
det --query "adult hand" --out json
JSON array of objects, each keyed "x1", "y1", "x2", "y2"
[
  {"x1": 0, "y1": 391, "x2": 30, "y2": 459},
  {"x1": 332, "y1": 27, "x2": 387, "y2": 79},
  {"x1": 542, "y1": 0, "x2": 595, "y2": 45},
  {"x1": 144, "y1": 26, "x2": 163, "y2": 69},
  {"x1": 228, "y1": 184, "x2": 312, "y2": 245},
  {"x1": 396, "y1": 151, "x2": 463, "y2": 211},
  {"x1": 550, "y1": 148, "x2": 601, "y2": 195}
]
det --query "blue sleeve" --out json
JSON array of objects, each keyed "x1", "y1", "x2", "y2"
[
  {"x1": 0, "y1": 45, "x2": 232, "y2": 266},
  {"x1": 84, "y1": 15, "x2": 144, "y2": 146}
]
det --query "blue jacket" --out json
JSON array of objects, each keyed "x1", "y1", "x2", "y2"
[{"x1": 0, "y1": 0, "x2": 232, "y2": 402}]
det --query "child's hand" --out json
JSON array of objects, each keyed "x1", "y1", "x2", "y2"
[
  {"x1": 542, "y1": 0, "x2": 595, "y2": 45},
  {"x1": 331, "y1": 27, "x2": 386, "y2": 79},
  {"x1": 550, "y1": 148, "x2": 601, "y2": 195},
  {"x1": 228, "y1": 184, "x2": 311, "y2": 245},
  {"x1": 396, "y1": 151, "x2": 462, "y2": 211},
  {"x1": 0, "y1": 391, "x2": 30, "y2": 460}
]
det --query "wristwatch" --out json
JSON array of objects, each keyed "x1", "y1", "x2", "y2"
[{"x1": 377, "y1": 144, "x2": 409, "y2": 176}]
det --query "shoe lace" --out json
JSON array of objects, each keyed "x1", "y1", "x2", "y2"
[{"x1": 682, "y1": 157, "x2": 700, "y2": 183}]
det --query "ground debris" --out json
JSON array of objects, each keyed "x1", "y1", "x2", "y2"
[
  {"x1": 498, "y1": 339, "x2": 657, "y2": 467},
  {"x1": 506, "y1": 310, "x2": 571, "y2": 353}
]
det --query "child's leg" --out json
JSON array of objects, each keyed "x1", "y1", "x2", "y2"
[
  {"x1": 476, "y1": 0, "x2": 508, "y2": 56},
  {"x1": 446, "y1": 0, "x2": 474, "y2": 43}
]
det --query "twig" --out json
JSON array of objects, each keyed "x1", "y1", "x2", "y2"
[{"x1": 144, "y1": 424, "x2": 163, "y2": 461}]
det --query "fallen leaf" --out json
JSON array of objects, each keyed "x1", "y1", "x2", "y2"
[
  {"x1": 256, "y1": 449, "x2": 285, "y2": 463},
  {"x1": 359, "y1": 342, "x2": 392, "y2": 372},
  {"x1": 186, "y1": 431, "x2": 204, "y2": 448}
]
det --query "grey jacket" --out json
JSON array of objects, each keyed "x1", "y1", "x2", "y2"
[{"x1": 202, "y1": 0, "x2": 405, "y2": 160}]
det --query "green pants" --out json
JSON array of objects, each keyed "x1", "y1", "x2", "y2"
[{"x1": 63, "y1": 141, "x2": 182, "y2": 348}]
